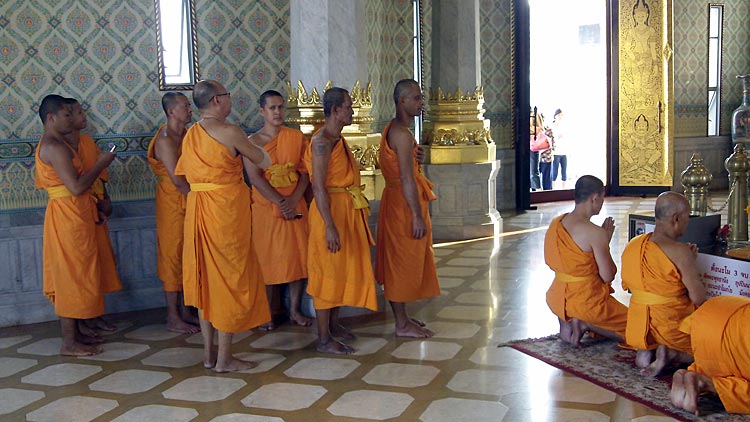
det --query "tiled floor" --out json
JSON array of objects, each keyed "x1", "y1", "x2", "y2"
[{"x1": 1, "y1": 196, "x2": 717, "y2": 421}]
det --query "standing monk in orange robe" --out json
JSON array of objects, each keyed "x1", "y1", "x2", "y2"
[
  {"x1": 63, "y1": 98, "x2": 121, "y2": 336},
  {"x1": 147, "y1": 92, "x2": 200, "y2": 334},
  {"x1": 621, "y1": 191, "x2": 705, "y2": 377},
  {"x1": 35, "y1": 94, "x2": 116, "y2": 356},
  {"x1": 245, "y1": 90, "x2": 313, "y2": 329},
  {"x1": 671, "y1": 296, "x2": 750, "y2": 416},
  {"x1": 175, "y1": 80, "x2": 272, "y2": 372},
  {"x1": 304, "y1": 87, "x2": 378, "y2": 355},
  {"x1": 545, "y1": 175, "x2": 628, "y2": 346},
  {"x1": 375, "y1": 79, "x2": 439, "y2": 338}
]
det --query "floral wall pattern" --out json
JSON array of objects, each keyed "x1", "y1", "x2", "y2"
[{"x1": 0, "y1": 0, "x2": 290, "y2": 211}]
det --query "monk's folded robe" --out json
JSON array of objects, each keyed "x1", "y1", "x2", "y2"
[
  {"x1": 544, "y1": 214, "x2": 627, "y2": 338},
  {"x1": 147, "y1": 125, "x2": 187, "y2": 292},
  {"x1": 251, "y1": 126, "x2": 309, "y2": 285},
  {"x1": 175, "y1": 123, "x2": 270, "y2": 333},
  {"x1": 36, "y1": 138, "x2": 105, "y2": 319},
  {"x1": 681, "y1": 296, "x2": 750, "y2": 414},
  {"x1": 375, "y1": 121, "x2": 440, "y2": 302},
  {"x1": 303, "y1": 133, "x2": 378, "y2": 311},
  {"x1": 621, "y1": 233, "x2": 694, "y2": 353},
  {"x1": 77, "y1": 133, "x2": 121, "y2": 294}
]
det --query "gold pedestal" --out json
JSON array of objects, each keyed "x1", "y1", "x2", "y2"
[
  {"x1": 423, "y1": 87, "x2": 495, "y2": 164},
  {"x1": 422, "y1": 144, "x2": 496, "y2": 164},
  {"x1": 285, "y1": 80, "x2": 383, "y2": 200}
]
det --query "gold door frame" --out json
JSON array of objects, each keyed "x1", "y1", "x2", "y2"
[{"x1": 617, "y1": 0, "x2": 674, "y2": 187}]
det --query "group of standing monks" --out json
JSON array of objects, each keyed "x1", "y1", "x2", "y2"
[
  {"x1": 35, "y1": 78, "x2": 441, "y2": 370},
  {"x1": 544, "y1": 175, "x2": 750, "y2": 416}
]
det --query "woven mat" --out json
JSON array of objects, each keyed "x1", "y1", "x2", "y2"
[{"x1": 501, "y1": 335, "x2": 750, "y2": 421}]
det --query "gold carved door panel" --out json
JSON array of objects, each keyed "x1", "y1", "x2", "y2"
[{"x1": 618, "y1": 0, "x2": 673, "y2": 186}]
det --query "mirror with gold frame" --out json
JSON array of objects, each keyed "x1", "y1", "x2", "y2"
[{"x1": 154, "y1": 0, "x2": 199, "y2": 90}]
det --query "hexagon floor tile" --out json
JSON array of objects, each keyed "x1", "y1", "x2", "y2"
[{"x1": 0, "y1": 198, "x2": 685, "y2": 422}]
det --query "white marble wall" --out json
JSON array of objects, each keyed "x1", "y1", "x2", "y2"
[
  {"x1": 672, "y1": 135, "x2": 731, "y2": 191},
  {"x1": 290, "y1": 0, "x2": 368, "y2": 90},
  {"x1": 423, "y1": 161, "x2": 501, "y2": 240},
  {"x1": 0, "y1": 202, "x2": 163, "y2": 327},
  {"x1": 431, "y1": 0, "x2": 481, "y2": 90}
]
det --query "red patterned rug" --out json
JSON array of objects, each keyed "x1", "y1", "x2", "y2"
[{"x1": 501, "y1": 335, "x2": 750, "y2": 421}]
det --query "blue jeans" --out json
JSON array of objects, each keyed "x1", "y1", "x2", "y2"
[
  {"x1": 540, "y1": 162, "x2": 552, "y2": 190},
  {"x1": 552, "y1": 155, "x2": 567, "y2": 181},
  {"x1": 530, "y1": 152, "x2": 541, "y2": 190}
]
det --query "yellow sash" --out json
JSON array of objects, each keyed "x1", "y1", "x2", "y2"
[
  {"x1": 328, "y1": 185, "x2": 370, "y2": 212},
  {"x1": 190, "y1": 182, "x2": 241, "y2": 192},
  {"x1": 555, "y1": 273, "x2": 598, "y2": 283},
  {"x1": 265, "y1": 162, "x2": 298, "y2": 188},
  {"x1": 630, "y1": 289, "x2": 680, "y2": 305},
  {"x1": 46, "y1": 185, "x2": 75, "y2": 199}
]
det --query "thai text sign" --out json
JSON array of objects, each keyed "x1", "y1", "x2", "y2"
[{"x1": 697, "y1": 253, "x2": 750, "y2": 298}]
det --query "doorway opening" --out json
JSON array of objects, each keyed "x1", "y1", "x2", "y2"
[{"x1": 528, "y1": 0, "x2": 608, "y2": 202}]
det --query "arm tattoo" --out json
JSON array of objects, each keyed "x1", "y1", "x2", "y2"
[{"x1": 314, "y1": 142, "x2": 327, "y2": 156}]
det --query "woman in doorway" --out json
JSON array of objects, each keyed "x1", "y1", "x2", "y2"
[
  {"x1": 551, "y1": 109, "x2": 568, "y2": 189},
  {"x1": 529, "y1": 109, "x2": 543, "y2": 191}
]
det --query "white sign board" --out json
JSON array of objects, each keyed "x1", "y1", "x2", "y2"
[{"x1": 696, "y1": 253, "x2": 750, "y2": 298}]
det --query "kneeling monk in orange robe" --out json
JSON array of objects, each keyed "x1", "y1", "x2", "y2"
[
  {"x1": 671, "y1": 296, "x2": 750, "y2": 416},
  {"x1": 147, "y1": 92, "x2": 200, "y2": 334},
  {"x1": 35, "y1": 94, "x2": 116, "y2": 356},
  {"x1": 305, "y1": 87, "x2": 378, "y2": 355},
  {"x1": 375, "y1": 79, "x2": 439, "y2": 338},
  {"x1": 175, "y1": 80, "x2": 271, "y2": 372},
  {"x1": 622, "y1": 191, "x2": 705, "y2": 377},
  {"x1": 245, "y1": 90, "x2": 312, "y2": 329},
  {"x1": 544, "y1": 175, "x2": 628, "y2": 347},
  {"x1": 65, "y1": 97, "x2": 121, "y2": 336}
]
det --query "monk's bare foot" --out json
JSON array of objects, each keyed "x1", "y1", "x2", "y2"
[
  {"x1": 166, "y1": 316, "x2": 201, "y2": 334},
  {"x1": 683, "y1": 371, "x2": 705, "y2": 416},
  {"x1": 635, "y1": 349, "x2": 655, "y2": 369},
  {"x1": 670, "y1": 369, "x2": 688, "y2": 410},
  {"x1": 258, "y1": 321, "x2": 276, "y2": 332},
  {"x1": 569, "y1": 318, "x2": 586, "y2": 347},
  {"x1": 214, "y1": 356, "x2": 258, "y2": 373},
  {"x1": 61, "y1": 341, "x2": 102, "y2": 356},
  {"x1": 203, "y1": 351, "x2": 217, "y2": 369},
  {"x1": 558, "y1": 319, "x2": 573, "y2": 344},
  {"x1": 86, "y1": 317, "x2": 117, "y2": 332},
  {"x1": 76, "y1": 333, "x2": 104, "y2": 345},
  {"x1": 330, "y1": 323, "x2": 356, "y2": 340},
  {"x1": 410, "y1": 317, "x2": 426, "y2": 327},
  {"x1": 316, "y1": 338, "x2": 355, "y2": 355},
  {"x1": 641, "y1": 344, "x2": 670, "y2": 378},
  {"x1": 290, "y1": 312, "x2": 313, "y2": 327},
  {"x1": 180, "y1": 311, "x2": 201, "y2": 326},
  {"x1": 78, "y1": 321, "x2": 99, "y2": 338},
  {"x1": 396, "y1": 320, "x2": 434, "y2": 338}
]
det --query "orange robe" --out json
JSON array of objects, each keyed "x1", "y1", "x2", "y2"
[
  {"x1": 35, "y1": 139, "x2": 104, "y2": 319},
  {"x1": 544, "y1": 214, "x2": 627, "y2": 338},
  {"x1": 174, "y1": 123, "x2": 270, "y2": 333},
  {"x1": 375, "y1": 121, "x2": 440, "y2": 302},
  {"x1": 251, "y1": 126, "x2": 309, "y2": 285},
  {"x1": 303, "y1": 135, "x2": 378, "y2": 311},
  {"x1": 77, "y1": 133, "x2": 121, "y2": 294},
  {"x1": 685, "y1": 296, "x2": 750, "y2": 414},
  {"x1": 621, "y1": 233, "x2": 695, "y2": 353},
  {"x1": 147, "y1": 125, "x2": 187, "y2": 292}
]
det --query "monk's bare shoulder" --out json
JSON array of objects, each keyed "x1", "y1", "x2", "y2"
[
  {"x1": 38, "y1": 135, "x2": 72, "y2": 165},
  {"x1": 310, "y1": 135, "x2": 331, "y2": 156}
]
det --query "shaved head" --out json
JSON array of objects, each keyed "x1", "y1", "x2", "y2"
[
  {"x1": 655, "y1": 191, "x2": 689, "y2": 221},
  {"x1": 162, "y1": 92, "x2": 188, "y2": 115},
  {"x1": 574, "y1": 175, "x2": 605, "y2": 204},
  {"x1": 193, "y1": 80, "x2": 221, "y2": 110},
  {"x1": 393, "y1": 79, "x2": 420, "y2": 106}
]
